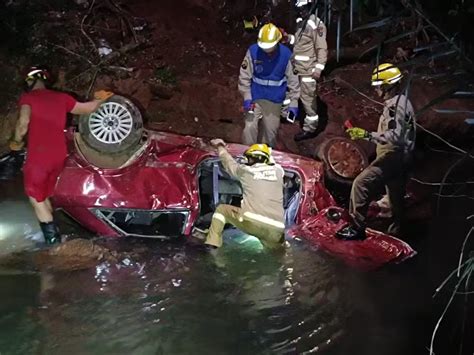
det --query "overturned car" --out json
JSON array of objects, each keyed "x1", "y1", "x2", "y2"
[{"x1": 51, "y1": 96, "x2": 415, "y2": 270}]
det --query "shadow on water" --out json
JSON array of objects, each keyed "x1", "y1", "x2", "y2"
[{"x1": 0, "y1": 177, "x2": 473, "y2": 354}]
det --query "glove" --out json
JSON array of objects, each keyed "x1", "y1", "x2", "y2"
[
  {"x1": 243, "y1": 16, "x2": 259, "y2": 31},
  {"x1": 287, "y1": 107, "x2": 298, "y2": 123},
  {"x1": 210, "y1": 138, "x2": 226, "y2": 148},
  {"x1": 279, "y1": 27, "x2": 289, "y2": 43},
  {"x1": 311, "y1": 69, "x2": 322, "y2": 80},
  {"x1": 94, "y1": 90, "x2": 114, "y2": 101},
  {"x1": 243, "y1": 100, "x2": 254, "y2": 112},
  {"x1": 346, "y1": 127, "x2": 369, "y2": 140},
  {"x1": 9, "y1": 139, "x2": 24, "y2": 151}
]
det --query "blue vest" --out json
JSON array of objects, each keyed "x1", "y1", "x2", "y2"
[{"x1": 249, "y1": 43, "x2": 292, "y2": 104}]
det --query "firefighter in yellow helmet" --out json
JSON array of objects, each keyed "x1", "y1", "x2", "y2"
[
  {"x1": 338, "y1": 63, "x2": 416, "y2": 240},
  {"x1": 199, "y1": 138, "x2": 286, "y2": 250},
  {"x1": 238, "y1": 23, "x2": 300, "y2": 147}
]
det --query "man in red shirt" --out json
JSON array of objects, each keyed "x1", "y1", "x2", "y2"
[{"x1": 9, "y1": 66, "x2": 113, "y2": 244}]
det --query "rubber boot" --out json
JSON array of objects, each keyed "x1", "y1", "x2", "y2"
[
  {"x1": 40, "y1": 222, "x2": 61, "y2": 245},
  {"x1": 294, "y1": 130, "x2": 319, "y2": 142}
]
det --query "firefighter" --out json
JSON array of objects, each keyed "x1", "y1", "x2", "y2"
[
  {"x1": 238, "y1": 23, "x2": 300, "y2": 148},
  {"x1": 9, "y1": 66, "x2": 113, "y2": 244},
  {"x1": 338, "y1": 63, "x2": 415, "y2": 240},
  {"x1": 288, "y1": 0, "x2": 328, "y2": 142},
  {"x1": 203, "y1": 138, "x2": 286, "y2": 250}
]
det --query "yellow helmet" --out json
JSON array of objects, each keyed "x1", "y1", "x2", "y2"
[
  {"x1": 244, "y1": 144, "x2": 271, "y2": 163},
  {"x1": 371, "y1": 63, "x2": 402, "y2": 86},
  {"x1": 257, "y1": 23, "x2": 282, "y2": 50}
]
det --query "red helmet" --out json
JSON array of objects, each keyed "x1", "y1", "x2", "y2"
[{"x1": 24, "y1": 66, "x2": 50, "y2": 82}]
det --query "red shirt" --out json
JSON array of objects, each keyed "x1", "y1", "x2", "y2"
[{"x1": 18, "y1": 89, "x2": 77, "y2": 163}]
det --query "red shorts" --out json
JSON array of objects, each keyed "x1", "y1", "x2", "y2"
[{"x1": 23, "y1": 159, "x2": 65, "y2": 202}]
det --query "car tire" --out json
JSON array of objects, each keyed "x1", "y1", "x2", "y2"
[
  {"x1": 319, "y1": 137, "x2": 369, "y2": 185},
  {"x1": 79, "y1": 95, "x2": 143, "y2": 154}
]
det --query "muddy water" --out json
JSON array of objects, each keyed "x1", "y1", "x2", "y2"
[{"x1": 0, "y1": 177, "x2": 472, "y2": 355}]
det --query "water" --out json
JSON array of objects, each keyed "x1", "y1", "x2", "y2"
[{"x1": 0, "y1": 178, "x2": 472, "y2": 355}]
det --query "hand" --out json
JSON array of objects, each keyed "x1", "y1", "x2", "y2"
[
  {"x1": 287, "y1": 107, "x2": 298, "y2": 123},
  {"x1": 243, "y1": 99, "x2": 254, "y2": 112},
  {"x1": 279, "y1": 27, "x2": 289, "y2": 43},
  {"x1": 312, "y1": 69, "x2": 322, "y2": 80},
  {"x1": 346, "y1": 127, "x2": 369, "y2": 140},
  {"x1": 9, "y1": 139, "x2": 24, "y2": 151},
  {"x1": 94, "y1": 90, "x2": 114, "y2": 101},
  {"x1": 210, "y1": 138, "x2": 226, "y2": 148}
]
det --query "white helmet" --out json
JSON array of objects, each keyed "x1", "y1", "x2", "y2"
[{"x1": 296, "y1": 0, "x2": 312, "y2": 7}]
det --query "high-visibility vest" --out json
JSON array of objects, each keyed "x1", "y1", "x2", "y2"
[{"x1": 249, "y1": 43, "x2": 292, "y2": 104}]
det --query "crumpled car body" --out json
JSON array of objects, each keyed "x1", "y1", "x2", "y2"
[{"x1": 53, "y1": 130, "x2": 416, "y2": 270}]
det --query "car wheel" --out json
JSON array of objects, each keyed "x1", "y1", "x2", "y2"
[
  {"x1": 79, "y1": 95, "x2": 143, "y2": 154},
  {"x1": 319, "y1": 137, "x2": 369, "y2": 185}
]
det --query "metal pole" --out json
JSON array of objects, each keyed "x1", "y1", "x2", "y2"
[
  {"x1": 350, "y1": 0, "x2": 353, "y2": 31},
  {"x1": 328, "y1": 0, "x2": 332, "y2": 26},
  {"x1": 336, "y1": 13, "x2": 341, "y2": 62},
  {"x1": 324, "y1": 0, "x2": 328, "y2": 23}
]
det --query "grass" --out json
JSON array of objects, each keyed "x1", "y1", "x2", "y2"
[{"x1": 154, "y1": 67, "x2": 177, "y2": 86}]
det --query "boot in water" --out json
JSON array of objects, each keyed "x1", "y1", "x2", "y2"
[{"x1": 40, "y1": 222, "x2": 61, "y2": 245}]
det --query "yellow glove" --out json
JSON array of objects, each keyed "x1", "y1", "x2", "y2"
[
  {"x1": 9, "y1": 140, "x2": 24, "y2": 151},
  {"x1": 94, "y1": 90, "x2": 114, "y2": 101},
  {"x1": 346, "y1": 127, "x2": 369, "y2": 140}
]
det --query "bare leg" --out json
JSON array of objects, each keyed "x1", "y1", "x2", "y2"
[
  {"x1": 29, "y1": 197, "x2": 54, "y2": 223},
  {"x1": 44, "y1": 198, "x2": 53, "y2": 214}
]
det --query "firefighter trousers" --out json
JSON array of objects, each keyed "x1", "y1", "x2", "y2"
[
  {"x1": 349, "y1": 151, "x2": 408, "y2": 236},
  {"x1": 242, "y1": 99, "x2": 281, "y2": 148},
  {"x1": 300, "y1": 77, "x2": 319, "y2": 133},
  {"x1": 205, "y1": 204, "x2": 285, "y2": 249}
]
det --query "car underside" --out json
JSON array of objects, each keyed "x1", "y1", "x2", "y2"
[{"x1": 50, "y1": 95, "x2": 415, "y2": 270}]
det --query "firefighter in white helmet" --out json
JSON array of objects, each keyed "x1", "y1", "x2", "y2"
[
  {"x1": 337, "y1": 63, "x2": 416, "y2": 240},
  {"x1": 201, "y1": 139, "x2": 286, "y2": 250},
  {"x1": 286, "y1": 0, "x2": 328, "y2": 142},
  {"x1": 238, "y1": 23, "x2": 300, "y2": 148}
]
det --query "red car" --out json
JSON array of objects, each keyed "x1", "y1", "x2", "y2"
[{"x1": 52, "y1": 96, "x2": 415, "y2": 270}]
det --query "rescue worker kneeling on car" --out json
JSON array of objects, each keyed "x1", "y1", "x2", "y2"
[
  {"x1": 202, "y1": 139, "x2": 286, "y2": 250},
  {"x1": 337, "y1": 63, "x2": 415, "y2": 241},
  {"x1": 238, "y1": 23, "x2": 300, "y2": 148}
]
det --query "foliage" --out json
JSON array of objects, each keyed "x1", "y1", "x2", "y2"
[{"x1": 154, "y1": 67, "x2": 177, "y2": 86}]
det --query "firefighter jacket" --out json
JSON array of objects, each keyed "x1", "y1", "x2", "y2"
[
  {"x1": 369, "y1": 94, "x2": 416, "y2": 156},
  {"x1": 238, "y1": 43, "x2": 300, "y2": 108},
  {"x1": 289, "y1": 14, "x2": 328, "y2": 76},
  {"x1": 218, "y1": 147, "x2": 285, "y2": 229}
]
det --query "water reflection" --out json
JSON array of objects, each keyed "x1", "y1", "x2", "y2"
[
  {"x1": 0, "y1": 176, "x2": 368, "y2": 354},
  {"x1": 0, "y1": 233, "x2": 354, "y2": 354}
]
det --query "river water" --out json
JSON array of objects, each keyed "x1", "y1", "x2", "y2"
[{"x1": 0, "y1": 177, "x2": 472, "y2": 355}]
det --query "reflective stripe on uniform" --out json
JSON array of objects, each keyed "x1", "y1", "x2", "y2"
[
  {"x1": 289, "y1": 34, "x2": 296, "y2": 45},
  {"x1": 305, "y1": 114, "x2": 319, "y2": 122},
  {"x1": 283, "y1": 99, "x2": 291, "y2": 105},
  {"x1": 252, "y1": 77, "x2": 287, "y2": 86},
  {"x1": 212, "y1": 212, "x2": 226, "y2": 224},
  {"x1": 301, "y1": 77, "x2": 316, "y2": 83},
  {"x1": 243, "y1": 211, "x2": 285, "y2": 230},
  {"x1": 315, "y1": 63, "x2": 325, "y2": 70},
  {"x1": 296, "y1": 17, "x2": 303, "y2": 23},
  {"x1": 307, "y1": 19, "x2": 317, "y2": 29},
  {"x1": 295, "y1": 55, "x2": 310, "y2": 61}
]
